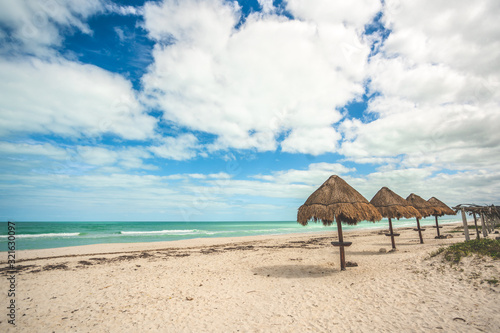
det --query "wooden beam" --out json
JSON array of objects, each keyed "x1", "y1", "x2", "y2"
[
  {"x1": 331, "y1": 241, "x2": 352, "y2": 247},
  {"x1": 461, "y1": 208, "x2": 470, "y2": 241},
  {"x1": 480, "y1": 213, "x2": 488, "y2": 237},
  {"x1": 473, "y1": 213, "x2": 480, "y2": 240}
]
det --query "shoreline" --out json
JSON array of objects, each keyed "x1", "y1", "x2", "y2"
[{"x1": 3, "y1": 220, "x2": 466, "y2": 262}]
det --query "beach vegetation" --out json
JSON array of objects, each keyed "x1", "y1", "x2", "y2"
[
  {"x1": 430, "y1": 239, "x2": 500, "y2": 264},
  {"x1": 484, "y1": 278, "x2": 499, "y2": 286}
]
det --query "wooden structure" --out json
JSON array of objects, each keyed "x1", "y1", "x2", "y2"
[
  {"x1": 427, "y1": 197, "x2": 456, "y2": 238},
  {"x1": 406, "y1": 193, "x2": 438, "y2": 244},
  {"x1": 452, "y1": 204, "x2": 500, "y2": 240},
  {"x1": 297, "y1": 175, "x2": 382, "y2": 270},
  {"x1": 370, "y1": 187, "x2": 421, "y2": 250}
]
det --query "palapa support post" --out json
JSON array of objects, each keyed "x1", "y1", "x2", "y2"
[
  {"x1": 434, "y1": 215, "x2": 441, "y2": 237},
  {"x1": 480, "y1": 213, "x2": 488, "y2": 237},
  {"x1": 388, "y1": 217, "x2": 396, "y2": 250},
  {"x1": 416, "y1": 218, "x2": 424, "y2": 244},
  {"x1": 472, "y1": 213, "x2": 480, "y2": 239},
  {"x1": 297, "y1": 175, "x2": 382, "y2": 272},
  {"x1": 461, "y1": 208, "x2": 470, "y2": 241},
  {"x1": 336, "y1": 221, "x2": 346, "y2": 271}
]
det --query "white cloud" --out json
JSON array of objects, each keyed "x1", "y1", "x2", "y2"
[
  {"x1": 339, "y1": 0, "x2": 500, "y2": 175},
  {"x1": 258, "y1": 0, "x2": 274, "y2": 14},
  {"x1": 253, "y1": 162, "x2": 355, "y2": 185},
  {"x1": 281, "y1": 127, "x2": 340, "y2": 155},
  {"x1": 0, "y1": 141, "x2": 68, "y2": 160},
  {"x1": 286, "y1": 0, "x2": 382, "y2": 30},
  {"x1": 141, "y1": 0, "x2": 379, "y2": 154},
  {"x1": 382, "y1": 0, "x2": 500, "y2": 77},
  {"x1": 0, "y1": 0, "x2": 105, "y2": 56},
  {"x1": 0, "y1": 57, "x2": 156, "y2": 140},
  {"x1": 148, "y1": 133, "x2": 200, "y2": 160}
]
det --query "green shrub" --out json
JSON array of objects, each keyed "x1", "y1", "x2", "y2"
[{"x1": 435, "y1": 239, "x2": 500, "y2": 264}]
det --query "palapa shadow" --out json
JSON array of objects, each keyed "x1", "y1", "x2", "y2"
[{"x1": 252, "y1": 264, "x2": 338, "y2": 278}]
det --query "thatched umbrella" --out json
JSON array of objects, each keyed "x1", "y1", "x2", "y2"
[
  {"x1": 427, "y1": 197, "x2": 456, "y2": 238},
  {"x1": 406, "y1": 193, "x2": 437, "y2": 244},
  {"x1": 370, "y1": 187, "x2": 422, "y2": 250},
  {"x1": 297, "y1": 175, "x2": 382, "y2": 270}
]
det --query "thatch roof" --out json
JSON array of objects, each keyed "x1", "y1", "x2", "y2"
[
  {"x1": 427, "y1": 197, "x2": 456, "y2": 216},
  {"x1": 406, "y1": 193, "x2": 438, "y2": 218},
  {"x1": 297, "y1": 175, "x2": 382, "y2": 226},
  {"x1": 370, "y1": 187, "x2": 422, "y2": 219}
]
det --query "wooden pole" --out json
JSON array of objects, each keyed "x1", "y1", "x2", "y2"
[
  {"x1": 480, "y1": 213, "x2": 488, "y2": 237},
  {"x1": 336, "y1": 221, "x2": 346, "y2": 271},
  {"x1": 487, "y1": 215, "x2": 494, "y2": 233},
  {"x1": 434, "y1": 215, "x2": 441, "y2": 237},
  {"x1": 488, "y1": 215, "x2": 495, "y2": 232},
  {"x1": 461, "y1": 208, "x2": 470, "y2": 241},
  {"x1": 473, "y1": 213, "x2": 480, "y2": 240},
  {"x1": 416, "y1": 218, "x2": 424, "y2": 244},
  {"x1": 388, "y1": 218, "x2": 396, "y2": 250}
]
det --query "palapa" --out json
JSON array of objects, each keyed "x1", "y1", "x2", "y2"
[
  {"x1": 406, "y1": 193, "x2": 438, "y2": 218},
  {"x1": 297, "y1": 175, "x2": 382, "y2": 270},
  {"x1": 406, "y1": 193, "x2": 438, "y2": 244},
  {"x1": 371, "y1": 187, "x2": 422, "y2": 220},
  {"x1": 370, "y1": 187, "x2": 421, "y2": 250},
  {"x1": 427, "y1": 197, "x2": 455, "y2": 216},
  {"x1": 297, "y1": 175, "x2": 382, "y2": 226},
  {"x1": 427, "y1": 197, "x2": 456, "y2": 238}
]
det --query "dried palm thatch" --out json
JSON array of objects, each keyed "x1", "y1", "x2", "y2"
[
  {"x1": 370, "y1": 187, "x2": 422, "y2": 219},
  {"x1": 427, "y1": 197, "x2": 456, "y2": 216},
  {"x1": 297, "y1": 175, "x2": 382, "y2": 226},
  {"x1": 406, "y1": 193, "x2": 437, "y2": 218}
]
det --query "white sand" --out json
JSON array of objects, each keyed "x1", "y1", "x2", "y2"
[{"x1": 1, "y1": 223, "x2": 499, "y2": 332}]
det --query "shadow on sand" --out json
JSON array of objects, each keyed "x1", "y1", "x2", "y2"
[{"x1": 252, "y1": 264, "x2": 338, "y2": 278}]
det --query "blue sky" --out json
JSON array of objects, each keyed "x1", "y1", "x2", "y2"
[{"x1": 1, "y1": 0, "x2": 499, "y2": 221}]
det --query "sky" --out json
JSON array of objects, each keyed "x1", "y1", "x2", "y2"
[{"x1": 0, "y1": 0, "x2": 499, "y2": 222}]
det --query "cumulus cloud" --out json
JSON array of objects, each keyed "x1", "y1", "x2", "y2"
[
  {"x1": 340, "y1": 0, "x2": 500, "y2": 175},
  {"x1": 382, "y1": 0, "x2": 500, "y2": 77},
  {"x1": 0, "y1": 0, "x2": 105, "y2": 56},
  {"x1": 0, "y1": 57, "x2": 156, "y2": 140},
  {"x1": 141, "y1": 0, "x2": 380, "y2": 154},
  {"x1": 286, "y1": 0, "x2": 382, "y2": 30}
]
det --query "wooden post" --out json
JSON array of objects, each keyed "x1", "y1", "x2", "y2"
[
  {"x1": 480, "y1": 213, "x2": 488, "y2": 237},
  {"x1": 434, "y1": 215, "x2": 441, "y2": 237},
  {"x1": 416, "y1": 218, "x2": 424, "y2": 244},
  {"x1": 461, "y1": 208, "x2": 470, "y2": 241},
  {"x1": 473, "y1": 213, "x2": 480, "y2": 240},
  {"x1": 484, "y1": 215, "x2": 491, "y2": 233},
  {"x1": 388, "y1": 217, "x2": 396, "y2": 250},
  {"x1": 336, "y1": 221, "x2": 346, "y2": 271}
]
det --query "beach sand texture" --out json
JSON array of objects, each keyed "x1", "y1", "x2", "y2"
[{"x1": 1, "y1": 223, "x2": 499, "y2": 332}]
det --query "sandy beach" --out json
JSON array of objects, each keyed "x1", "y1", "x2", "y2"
[{"x1": 2, "y1": 222, "x2": 499, "y2": 332}]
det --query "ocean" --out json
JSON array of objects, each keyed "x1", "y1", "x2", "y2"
[{"x1": 1, "y1": 217, "x2": 461, "y2": 251}]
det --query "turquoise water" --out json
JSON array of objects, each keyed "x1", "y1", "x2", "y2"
[{"x1": 0, "y1": 217, "x2": 461, "y2": 251}]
